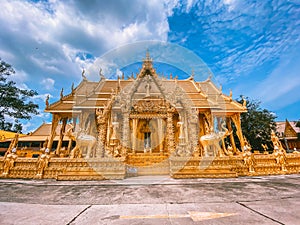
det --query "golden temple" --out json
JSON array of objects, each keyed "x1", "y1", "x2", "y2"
[{"x1": 1, "y1": 53, "x2": 300, "y2": 180}]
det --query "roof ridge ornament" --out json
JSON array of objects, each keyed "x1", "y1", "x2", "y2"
[
  {"x1": 82, "y1": 69, "x2": 87, "y2": 81},
  {"x1": 142, "y1": 50, "x2": 153, "y2": 69},
  {"x1": 45, "y1": 95, "x2": 49, "y2": 108},
  {"x1": 138, "y1": 51, "x2": 157, "y2": 79},
  {"x1": 99, "y1": 68, "x2": 105, "y2": 81},
  {"x1": 71, "y1": 82, "x2": 74, "y2": 94},
  {"x1": 60, "y1": 88, "x2": 64, "y2": 100},
  {"x1": 187, "y1": 69, "x2": 195, "y2": 80}
]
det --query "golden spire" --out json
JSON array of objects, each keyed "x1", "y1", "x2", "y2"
[{"x1": 143, "y1": 50, "x2": 153, "y2": 69}]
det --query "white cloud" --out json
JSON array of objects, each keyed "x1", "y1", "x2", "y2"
[
  {"x1": 22, "y1": 121, "x2": 34, "y2": 134},
  {"x1": 223, "y1": 0, "x2": 238, "y2": 11},
  {"x1": 0, "y1": 0, "x2": 179, "y2": 88},
  {"x1": 9, "y1": 69, "x2": 29, "y2": 90},
  {"x1": 0, "y1": 0, "x2": 180, "y2": 131},
  {"x1": 248, "y1": 51, "x2": 300, "y2": 110},
  {"x1": 9, "y1": 69, "x2": 27, "y2": 83},
  {"x1": 40, "y1": 78, "x2": 55, "y2": 90},
  {"x1": 32, "y1": 93, "x2": 53, "y2": 101}
]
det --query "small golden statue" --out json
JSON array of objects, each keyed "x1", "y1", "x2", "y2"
[
  {"x1": 36, "y1": 148, "x2": 50, "y2": 178},
  {"x1": 2, "y1": 147, "x2": 18, "y2": 177},
  {"x1": 242, "y1": 138, "x2": 255, "y2": 173}
]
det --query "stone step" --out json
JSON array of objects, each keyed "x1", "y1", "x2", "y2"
[
  {"x1": 56, "y1": 167, "x2": 126, "y2": 180},
  {"x1": 171, "y1": 169, "x2": 238, "y2": 179}
]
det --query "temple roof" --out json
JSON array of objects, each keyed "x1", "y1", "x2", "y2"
[
  {"x1": 276, "y1": 120, "x2": 300, "y2": 140},
  {"x1": 0, "y1": 130, "x2": 26, "y2": 141},
  {"x1": 45, "y1": 55, "x2": 246, "y2": 115},
  {"x1": 0, "y1": 123, "x2": 72, "y2": 142}
]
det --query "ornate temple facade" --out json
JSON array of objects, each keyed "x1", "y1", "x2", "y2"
[
  {"x1": 1, "y1": 54, "x2": 300, "y2": 180},
  {"x1": 45, "y1": 53, "x2": 247, "y2": 159}
]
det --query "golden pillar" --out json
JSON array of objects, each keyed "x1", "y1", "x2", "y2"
[
  {"x1": 47, "y1": 114, "x2": 60, "y2": 151},
  {"x1": 226, "y1": 117, "x2": 238, "y2": 154},
  {"x1": 231, "y1": 113, "x2": 245, "y2": 151},
  {"x1": 157, "y1": 118, "x2": 164, "y2": 154},
  {"x1": 132, "y1": 118, "x2": 138, "y2": 153},
  {"x1": 203, "y1": 111, "x2": 213, "y2": 132},
  {"x1": 56, "y1": 117, "x2": 67, "y2": 155},
  {"x1": 96, "y1": 108, "x2": 108, "y2": 157},
  {"x1": 167, "y1": 110, "x2": 175, "y2": 154},
  {"x1": 122, "y1": 112, "x2": 130, "y2": 156}
]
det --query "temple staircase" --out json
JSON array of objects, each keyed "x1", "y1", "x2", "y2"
[{"x1": 126, "y1": 153, "x2": 170, "y2": 176}]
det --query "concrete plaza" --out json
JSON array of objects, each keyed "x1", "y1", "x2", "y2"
[{"x1": 0, "y1": 174, "x2": 299, "y2": 224}]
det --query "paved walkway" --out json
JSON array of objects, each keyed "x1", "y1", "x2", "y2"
[{"x1": 0, "y1": 174, "x2": 299, "y2": 224}]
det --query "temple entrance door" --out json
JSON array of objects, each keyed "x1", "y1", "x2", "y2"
[
  {"x1": 144, "y1": 132, "x2": 151, "y2": 152},
  {"x1": 127, "y1": 116, "x2": 169, "y2": 176}
]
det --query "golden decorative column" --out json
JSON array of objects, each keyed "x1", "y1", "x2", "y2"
[
  {"x1": 96, "y1": 108, "x2": 108, "y2": 157},
  {"x1": 47, "y1": 114, "x2": 60, "y2": 151},
  {"x1": 132, "y1": 118, "x2": 138, "y2": 153},
  {"x1": 157, "y1": 118, "x2": 164, "y2": 154},
  {"x1": 226, "y1": 117, "x2": 238, "y2": 154},
  {"x1": 231, "y1": 113, "x2": 245, "y2": 150},
  {"x1": 122, "y1": 112, "x2": 130, "y2": 157},
  {"x1": 189, "y1": 110, "x2": 200, "y2": 157},
  {"x1": 203, "y1": 111, "x2": 213, "y2": 132},
  {"x1": 166, "y1": 107, "x2": 175, "y2": 154},
  {"x1": 56, "y1": 117, "x2": 67, "y2": 155}
]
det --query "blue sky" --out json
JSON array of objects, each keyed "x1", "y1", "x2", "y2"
[{"x1": 0, "y1": 0, "x2": 299, "y2": 133}]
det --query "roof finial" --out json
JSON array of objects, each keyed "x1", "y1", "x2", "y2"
[
  {"x1": 242, "y1": 96, "x2": 247, "y2": 108},
  {"x1": 187, "y1": 68, "x2": 195, "y2": 80},
  {"x1": 60, "y1": 88, "x2": 64, "y2": 100},
  {"x1": 143, "y1": 49, "x2": 153, "y2": 69},
  {"x1": 82, "y1": 69, "x2": 87, "y2": 81},
  {"x1": 71, "y1": 82, "x2": 74, "y2": 93},
  {"x1": 99, "y1": 68, "x2": 105, "y2": 80},
  {"x1": 45, "y1": 95, "x2": 49, "y2": 108},
  {"x1": 146, "y1": 48, "x2": 150, "y2": 60}
]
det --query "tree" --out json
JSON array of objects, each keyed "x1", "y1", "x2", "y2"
[
  {"x1": 296, "y1": 120, "x2": 300, "y2": 128},
  {"x1": 236, "y1": 96, "x2": 277, "y2": 152},
  {"x1": 0, "y1": 58, "x2": 39, "y2": 133}
]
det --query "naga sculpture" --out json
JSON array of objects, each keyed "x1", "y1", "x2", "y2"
[{"x1": 200, "y1": 122, "x2": 231, "y2": 157}]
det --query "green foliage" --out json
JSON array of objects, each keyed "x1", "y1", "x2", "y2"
[
  {"x1": 236, "y1": 96, "x2": 277, "y2": 151},
  {"x1": 0, "y1": 58, "x2": 39, "y2": 133},
  {"x1": 296, "y1": 120, "x2": 300, "y2": 128}
]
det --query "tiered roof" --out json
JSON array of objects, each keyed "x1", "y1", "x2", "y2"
[{"x1": 45, "y1": 55, "x2": 246, "y2": 116}]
